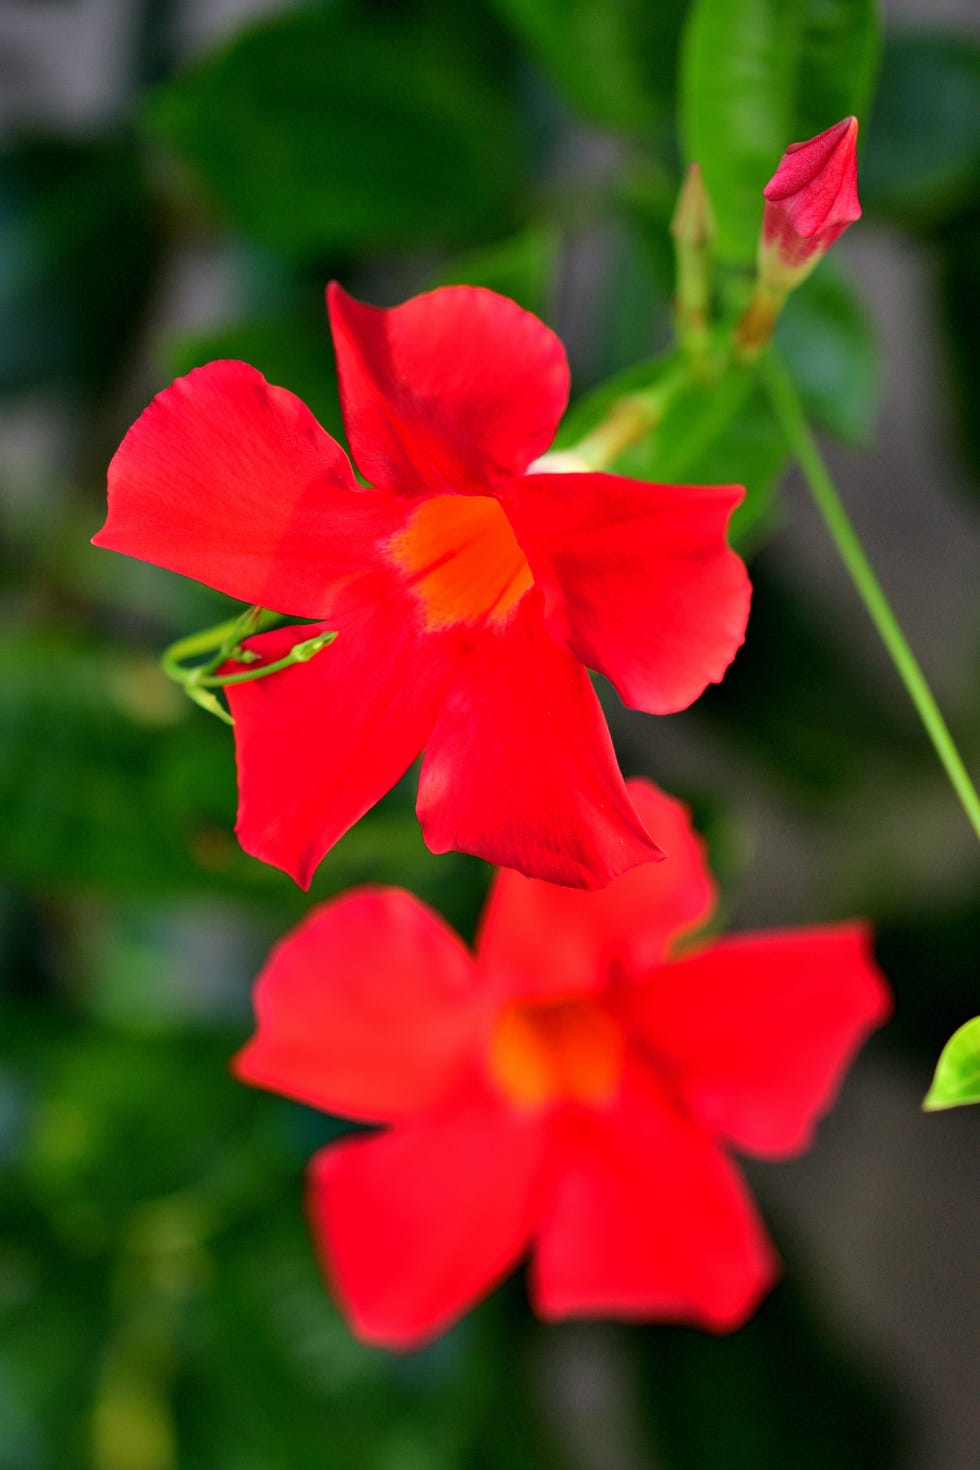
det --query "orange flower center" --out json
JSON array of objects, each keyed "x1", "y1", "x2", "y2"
[
  {"x1": 487, "y1": 998, "x2": 624, "y2": 1109},
  {"x1": 388, "y1": 494, "x2": 534, "y2": 629}
]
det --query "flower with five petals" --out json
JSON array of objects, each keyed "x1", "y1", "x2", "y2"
[
  {"x1": 95, "y1": 286, "x2": 750, "y2": 888},
  {"x1": 235, "y1": 778, "x2": 890, "y2": 1349}
]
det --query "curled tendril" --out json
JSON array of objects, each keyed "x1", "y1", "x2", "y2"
[{"x1": 160, "y1": 605, "x2": 336, "y2": 725}]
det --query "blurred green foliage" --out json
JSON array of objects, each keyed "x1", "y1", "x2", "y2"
[
  {"x1": 143, "y1": 2, "x2": 526, "y2": 258},
  {"x1": 1, "y1": 0, "x2": 978, "y2": 1466}
]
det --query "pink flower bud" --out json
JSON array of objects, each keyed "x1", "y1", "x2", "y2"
[{"x1": 760, "y1": 116, "x2": 861, "y2": 290}]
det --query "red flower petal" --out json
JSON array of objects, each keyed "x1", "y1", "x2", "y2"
[
  {"x1": 310, "y1": 1099, "x2": 545, "y2": 1349},
  {"x1": 227, "y1": 601, "x2": 462, "y2": 888},
  {"x1": 94, "y1": 361, "x2": 406, "y2": 617},
  {"x1": 531, "y1": 1065, "x2": 777, "y2": 1330},
  {"x1": 618, "y1": 924, "x2": 891, "y2": 1158},
  {"x1": 415, "y1": 594, "x2": 663, "y2": 888},
  {"x1": 233, "y1": 888, "x2": 485, "y2": 1123},
  {"x1": 504, "y1": 472, "x2": 750, "y2": 714},
  {"x1": 328, "y1": 283, "x2": 570, "y2": 498},
  {"x1": 476, "y1": 778, "x2": 716, "y2": 1002}
]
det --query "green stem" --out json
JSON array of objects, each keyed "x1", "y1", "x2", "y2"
[
  {"x1": 159, "y1": 606, "x2": 279, "y2": 686},
  {"x1": 195, "y1": 630, "x2": 337, "y2": 686},
  {"x1": 763, "y1": 350, "x2": 980, "y2": 844},
  {"x1": 160, "y1": 606, "x2": 336, "y2": 725}
]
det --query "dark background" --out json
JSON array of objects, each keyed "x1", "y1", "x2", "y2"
[{"x1": 0, "y1": 1, "x2": 977, "y2": 1466}]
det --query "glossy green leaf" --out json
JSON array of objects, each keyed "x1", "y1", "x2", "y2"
[
  {"x1": 680, "y1": 0, "x2": 881, "y2": 262},
  {"x1": 778, "y1": 266, "x2": 880, "y2": 445},
  {"x1": 923, "y1": 1015, "x2": 980, "y2": 1110},
  {"x1": 862, "y1": 36, "x2": 980, "y2": 227},
  {"x1": 144, "y1": 3, "x2": 524, "y2": 258},
  {"x1": 488, "y1": 0, "x2": 686, "y2": 130}
]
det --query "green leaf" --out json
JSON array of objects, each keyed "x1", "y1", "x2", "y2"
[
  {"x1": 680, "y1": 0, "x2": 881, "y2": 263},
  {"x1": 488, "y1": 0, "x2": 686, "y2": 131},
  {"x1": 144, "y1": 3, "x2": 524, "y2": 259},
  {"x1": 862, "y1": 35, "x2": 980, "y2": 228},
  {"x1": 923, "y1": 1015, "x2": 980, "y2": 1110},
  {"x1": 778, "y1": 266, "x2": 880, "y2": 445}
]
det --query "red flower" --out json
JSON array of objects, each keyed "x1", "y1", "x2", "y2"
[
  {"x1": 94, "y1": 286, "x2": 750, "y2": 889},
  {"x1": 235, "y1": 779, "x2": 890, "y2": 1349},
  {"x1": 761, "y1": 116, "x2": 861, "y2": 289}
]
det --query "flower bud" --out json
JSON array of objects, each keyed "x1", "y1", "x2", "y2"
[
  {"x1": 671, "y1": 164, "x2": 716, "y2": 357},
  {"x1": 759, "y1": 116, "x2": 861, "y2": 293},
  {"x1": 671, "y1": 162, "x2": 716, "y2": 253},
  {"x1": 736, "y1": 117, "x2": 861, "y2": 357}
]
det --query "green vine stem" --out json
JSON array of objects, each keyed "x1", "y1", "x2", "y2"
[
  {"x1": 763, "y1": 350, "x2": 980, "y2": 844},
  {"x1": 160, "y1": 605, "x2": 336, "y2": 725}
]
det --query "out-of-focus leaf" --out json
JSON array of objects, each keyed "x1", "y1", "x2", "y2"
[
  {"x1": 0, "y1": 631, "x2": 473, "y2": 912},
  {"x1": 193, "y1": 1207, "x2": 559, "y2": 1470},
  {"x1": 165, "y1": 303, "x2": 343, "y2": 441},
  {"x1": 621, "y1": 163, "x2": 687, "y2": 298},
  {"x1": 26, "y1": 1032, "x2": 253, "y2": 1241},
  {"x1": 862, "y1": 36, "x2": 980, "y2": 228},
  {"x1": 0, "y1": 1209, "x2": 112, "y2": 1468},
  {"x1": 629, "y1": 373, "x2": 788, "y2": 553},
  {"x1": 144, "y1": 3, "x2": 524, "y2": 259},
  {"x1": 488, "y1": 0, "x2": 686, "y2": 131},
  {"x1": 923, "y1": 1016, "x2": 980, "y2": 1110},
  {"x1": 0, "y1": 135, "x2": 160, "y2": 395},
  {"x1": 778, "y1": 266, "x2": 880, "y2": 445},
  {"x1": 939, "y1": 208, "x2": 980, "y2": 485},
  {"x1": 0, "y1": 629, "x2": 254, "y2": 900},
  {"x1": 554, "y1": 349, "x2": 675, "y2": 451},
  {"x1": 586, "y1": 217, "x2": 674, "y2": 385},
  {"x1": 560, "y1": 359, "x2": 788, "y2": 555},
  {"x1": 435, "y1": 223, "x2": 560, "y2": 319},
  {"x1": 680, "y1": 0, "x2": 881, "y2": 263}
]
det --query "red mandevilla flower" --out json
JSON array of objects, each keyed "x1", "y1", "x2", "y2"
[
  {"x1": 235, "y1": 779, "x2": 890, "y2": 1350},
  {"x1": 761, "y1": 116, "x2": 861, "y2": 290},
  {"x1": 94, "y1": 286, "x2": 750, "y2": 890}
]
